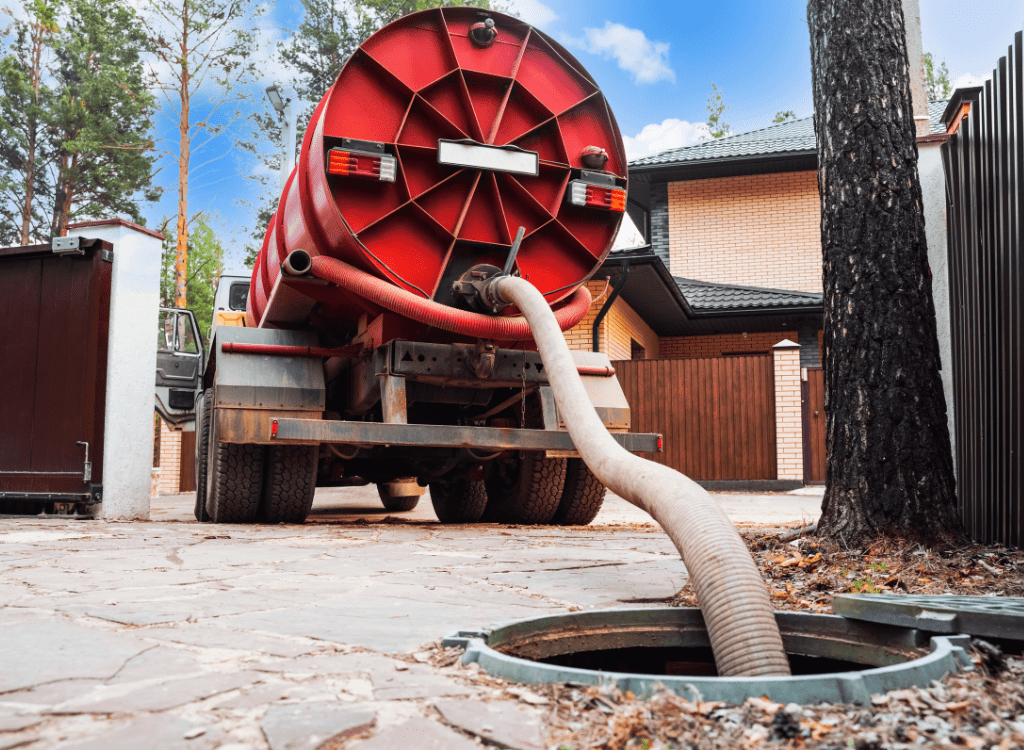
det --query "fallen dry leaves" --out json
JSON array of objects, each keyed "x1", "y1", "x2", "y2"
[{"x1": 670, "y1": 531, "x2": 1024, "y2": 612}]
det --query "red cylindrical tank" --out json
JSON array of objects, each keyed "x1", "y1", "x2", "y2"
[{"x1": 250, "y1": 7, "x2": 627, "y2": 343}]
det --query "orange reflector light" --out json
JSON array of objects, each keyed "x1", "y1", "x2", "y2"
[
  {"x1": 327, "y1": 148, "x2": 396, "y2": 182},
  {"x1": 568, "y1": 180, "x2": 626, "y2": 212}
]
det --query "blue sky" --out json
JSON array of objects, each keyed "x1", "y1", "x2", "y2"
[{"x1": 138, "y1": 0, "x2": 1024, "y2": 272}]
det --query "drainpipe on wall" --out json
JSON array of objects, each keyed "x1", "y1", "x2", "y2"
[{"x1": 592, "y1": 261, "x2": 631, "y2": 353}]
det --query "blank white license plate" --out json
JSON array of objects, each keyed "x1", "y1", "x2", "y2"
[{"x1": 437, "y1": 140, "x2": 540, "y2": 176}]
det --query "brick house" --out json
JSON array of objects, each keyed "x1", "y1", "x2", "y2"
[{"x1": 560, "y1": 101, "x2": 950, "y2": 486}]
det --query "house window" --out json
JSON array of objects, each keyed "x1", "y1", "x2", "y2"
[{"x1": 631, "y1": 339, "x2": 646, "y2": 360}]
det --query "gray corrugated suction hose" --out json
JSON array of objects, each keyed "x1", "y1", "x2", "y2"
[{"x1": 489, "y1": 276, "x2": 790, "y2": 677}]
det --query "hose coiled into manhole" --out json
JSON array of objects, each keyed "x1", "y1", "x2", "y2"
[
  {"x1": 302, "y1": 250, "x2": 789, "y2": 676},
  {"x1": 489, "y1": 275, "x2": 791, "y2": 677}
]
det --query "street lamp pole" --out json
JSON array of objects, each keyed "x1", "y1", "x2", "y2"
[{"x1": 266, "y1": 85, "x2": 298, "y2": 193}]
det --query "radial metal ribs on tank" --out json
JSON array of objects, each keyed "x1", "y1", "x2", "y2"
[{"x1": 250, "y1": 7, "x2": 627, "y2": 345}]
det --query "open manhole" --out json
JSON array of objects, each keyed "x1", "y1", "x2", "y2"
[{"x1": 444, "y1": 608, "x2": 973, "y2": 704}]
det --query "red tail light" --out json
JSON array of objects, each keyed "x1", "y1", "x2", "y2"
[
  {"x1": 568, "y1": 179, "x2": 626, "y2": 212},
  {"x1": 328, "y1": 148, "x2": 397, "y2": 182}
]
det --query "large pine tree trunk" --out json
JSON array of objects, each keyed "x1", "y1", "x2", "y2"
[{"x1": 807, "y1": 0, "x2": 964, "y2": 546}]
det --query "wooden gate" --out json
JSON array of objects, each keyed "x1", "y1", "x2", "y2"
[
  {"x1": 802, "y1": 368, "x2": 826, "y2": 484},
  {"x1": 613, "y1": 356, "x2": 777, "y2": 480},
  {"x1": 0, "y1": 240, "x2": 112, "y2": 504}
]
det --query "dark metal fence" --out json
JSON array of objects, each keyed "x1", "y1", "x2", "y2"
[{"x1": 942, "y1": 31, "x2": 1024, "y2": 547}]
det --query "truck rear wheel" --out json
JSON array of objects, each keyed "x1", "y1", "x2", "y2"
[
  {"x1": 552, "y1": 458, "x2": 606, "y2": 526},
  {"x1": 484, "y1": 452, "x2": 566, "y2": 525},
  {"x1": 193, "y1": 391, "x2": 211, "y2": 522},
  {"x1": 429, "y1": 477, "x2": 487, "y2": 523},
  {"x1": 259, "y1": 445, "x2": 317, "y2": 523},
  {"x1": 205, "y1": 402, "x2": 264, "y2": 524}
]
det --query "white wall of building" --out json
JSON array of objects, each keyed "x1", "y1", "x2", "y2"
[{"x1": 918, "y1": 142, "x2": 956, "y2": 473}]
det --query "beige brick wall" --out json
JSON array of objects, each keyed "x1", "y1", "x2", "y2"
[
  {"x1": 562, "y1": 283, "x2": 659, "y2": 360},
  {"x1": 667, "y1": 172, "x2": 822, "y2": 293},
  {"x1": 660, "y1": 331, "x2": 790, "y2": 359},
  {"x1": 154, "y1": 417, "x2": 182, "y2": 495},
  {"x1": 772, "y1": 342, "x2": 804, "y2": 481}
]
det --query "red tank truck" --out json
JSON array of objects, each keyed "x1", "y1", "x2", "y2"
[{"x1": 194, "y1": 7, "x2": 660, "y2": 525}]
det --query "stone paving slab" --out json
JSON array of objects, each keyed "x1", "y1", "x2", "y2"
[
  {"x1": 52, "y1": 671, "x2": 265, "y2": 714},
  {"x1": 0, "y1": 486, "x2": 800, "y2": 747},
  {"x1": 371, "y1": 665, "x2": 479, "y2": 701},
  {"x1": 54, "y1": 713, "x2": 229, "y2": 749},
  {"x1": 0, "y1": 620, "x2": 149, "y2": 693},
  {"x1": 435, "y1": 698, "x2": 545, "y2": 750},
  {"x1": 261, "y1": 703, "x2": 375, "y2": 750},
  {"x1": 350, "y1": 717, "x2": 480, "y2": 750},
  {"x1": 133, "y1": 623, "x2": 321, "y2": 658}
]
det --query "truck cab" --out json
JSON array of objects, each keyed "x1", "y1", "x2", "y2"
[{"x1": 210, "y1": 274, "x2": 249, "y2": 335}]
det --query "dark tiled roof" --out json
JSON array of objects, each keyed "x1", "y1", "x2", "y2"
[
  {"x1": 674, "y1": 276, "x2": 822, "y2": 313},
  {"x1": 630, "y1": 100, "x2": 949, "y2": 168}
]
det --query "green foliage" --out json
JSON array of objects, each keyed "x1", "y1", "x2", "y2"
[
  {"x1": 773, "y1": 110, "x2": 797, "y2": 124},
  {"x1": 923, "y1": 52, "x2": 951, "y2": 100},
  {"x1": 705, "y1": 83, "x2": 731, "y2": 139},
  {"x1": 160, "y1": 215, "x2": 224, "y2": 345},
  {"x1": 0, "y1": 0, "x2": 158, "y2": 244},
  {"x1": 0, "y1": 0, "x2": 58, "y2": 244},
  {"x1": 47, "y1": 0, "x2": 159, "y2": 236}
]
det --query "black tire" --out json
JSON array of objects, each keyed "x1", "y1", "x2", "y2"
[
  {"x1": 429, "y1": 477, "x2": 488, "y2": 523},
  {"x1": 259, "y1": 445, "x2": 317, "y2": 523},
  {"x1": 552, "y1": 458, "x2": 606, "y2": 526},
  {"x1": 193, "y1": 391, "x2": 211, "y2": 522},
  {"x1": 376, "y1": 485, "x2": 420, "y2": 512},
  {"x1": 484, "y1": 452, "x2": 566, "y2": 524},
  {"x1": 205, "y1": 403, "x2": 264, "y2": 524}
]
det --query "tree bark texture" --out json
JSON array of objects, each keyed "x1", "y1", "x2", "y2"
[{"x1": 807, "y1": 0, "x2": 964, "y2": 546}]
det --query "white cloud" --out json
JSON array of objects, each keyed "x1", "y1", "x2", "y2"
[
  {"x1": 612, "y1": 213, "x2": 645, "y2": 249},
  {"x1": 501, "y1": 0, "x2": 558, "y2": 29},
  {"x1": 951, "y1": 72, "x2": 990, "y2": 90},
  {"x1": 563, "y1": 22, "x2": 674, "y2": 84},
  {"x1": 622, "y1": 118, "x2": 709, "y2": 161}
]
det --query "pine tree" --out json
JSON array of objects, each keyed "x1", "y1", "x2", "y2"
[
  {"x1": 807, "y1": 0, "x2": 963, "y2": 546},
  {"x1": 0, "y1": 0, "x2": 58, "y2": 244},
  {"x1": 140, "y1": 0, "x2": 260, "y2": 307},
  {"x1": 47, "y1": 0, "x2": 159, "y2": 236}
]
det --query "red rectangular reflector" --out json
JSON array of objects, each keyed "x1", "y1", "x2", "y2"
[
  {"x1": 327, "y1": 149, "x2": 396, "y2": 182},
  {"x1": 568, "y1": 180, "x2": 626, "y2": 212}
]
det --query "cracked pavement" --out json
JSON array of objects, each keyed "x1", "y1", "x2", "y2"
[{"x1": 0, "y1": 486, "x2": 819, "y2": 749}]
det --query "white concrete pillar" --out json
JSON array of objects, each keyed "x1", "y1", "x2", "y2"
[
  {"x1": 772, "y1": 339, "x2": 804, "y2": 483},
  {"x1": 67, "y1": 219, "x2": 164, "y2": 520}
]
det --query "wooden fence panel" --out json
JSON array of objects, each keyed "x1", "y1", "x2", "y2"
[{"x1": 613, "y1": 356, "x2": 777, "y2": 481}]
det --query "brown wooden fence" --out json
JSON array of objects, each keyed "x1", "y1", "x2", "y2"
[
  {"x1": 613, "y1": 356, "x2": 777, "y2": 481},
  {"x1": 942, "y1": 31, "x2": 1024, "y2": 547}
]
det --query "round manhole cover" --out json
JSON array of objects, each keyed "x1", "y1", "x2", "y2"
[{"x1": 444, "y1": 608, "x2": 973, "y2": 705}]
